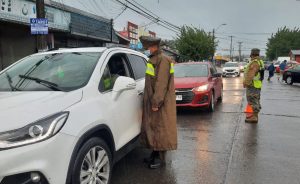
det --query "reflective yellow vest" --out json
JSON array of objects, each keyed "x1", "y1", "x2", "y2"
[
  {"x1": 146, "y1": 62, "x2": 174, "y2": 76},
  {"x1": 244, "y1": 59, "x2": 264, "y2": 89}
]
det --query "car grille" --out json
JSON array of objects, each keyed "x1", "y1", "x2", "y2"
[
  {"x1": 175, "y1": 88, "x2": 194, "y2": 104},
  {"x1": 226, "y1": 69, "x2": 234, "y2": 72}
]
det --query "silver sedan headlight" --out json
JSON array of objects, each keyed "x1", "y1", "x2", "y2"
[{"x1": 0, "y1": 112, "x2": 69, "y2": 150}]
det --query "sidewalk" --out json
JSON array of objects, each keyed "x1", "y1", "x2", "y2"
[{"x1": 225, "y1": 79, "x2": 300, "y2": 184}]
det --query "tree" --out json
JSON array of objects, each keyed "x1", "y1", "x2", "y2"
[
  {"x1": 161, "y1": 40, "x2": 177, "y2": 50},
  {"x1": 175, "y1": 26, "x2": 215, "y2": 61},
  {"x1": 266, "y1": 27, "x2": 300, "y2": 60}
]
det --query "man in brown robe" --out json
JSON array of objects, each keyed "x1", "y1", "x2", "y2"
[{"x1": 140, "y1": 36, "x2": 177, "y2": 169}]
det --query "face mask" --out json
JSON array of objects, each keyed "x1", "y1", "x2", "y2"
[{"x1": 144, "y1": 50, "x2": 151, "y2": 57}]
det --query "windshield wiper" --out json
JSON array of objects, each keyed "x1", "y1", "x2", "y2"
[
  {"x1": 19, "y1": 75, "x2": 64, "y2": 91},
  {"x1": 5, "y1": 73, "x2": 22, "y2": 91}
]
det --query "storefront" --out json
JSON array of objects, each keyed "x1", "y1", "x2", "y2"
[{"x1": 0, "y1": 0, "x2": 70, "y2": 70}]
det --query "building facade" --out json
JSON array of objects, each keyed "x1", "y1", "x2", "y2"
[
  {"x1": 290, "y1": 50, "x2": 300, "y2": 63},
  {"x1": 0, "y1": 0, "x2": 120, "y2": 70}
]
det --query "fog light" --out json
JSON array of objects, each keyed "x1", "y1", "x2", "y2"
[{"x1": 31, "y1": 172, "x2": 41, "y2": 183}]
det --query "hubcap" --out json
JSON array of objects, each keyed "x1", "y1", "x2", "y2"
[
  {"x1": 80, "y1": 146, "x2": 110, "y2": 184},
  {"x1": 287, "y1": 77, "x2": 292, "y2": 84}
]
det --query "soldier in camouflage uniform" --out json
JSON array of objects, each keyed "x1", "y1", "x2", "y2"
[{"x1": 243, "y1": 48, "x2": 264, "y2": 123}]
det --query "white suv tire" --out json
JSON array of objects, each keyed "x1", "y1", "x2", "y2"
[{"x1": 71, "y1": 137, "x2": 112, "y2": 184}]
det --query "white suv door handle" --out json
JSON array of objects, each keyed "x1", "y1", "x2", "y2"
[
  {"x1": 138, "y1": 90, "x2": 144, "y2": 96},
  {"x1": 126, "y1": 83, "x2": 136, "y2": 89}
]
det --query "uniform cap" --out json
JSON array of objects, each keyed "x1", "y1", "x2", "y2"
[
  {"x1": 251, "y1": 48, "x2": 260, "y2": 56},
  {"x1": 139, "y1": 36, "x2": 161, "y2": 49}
]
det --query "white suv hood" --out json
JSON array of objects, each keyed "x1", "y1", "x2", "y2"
[{"x1": 0, "y1": 91, "x2": 82, "y2": 132}]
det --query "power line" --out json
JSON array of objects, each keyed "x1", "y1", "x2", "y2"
[
  {"x1": 124, "y1": 0, "x2": 180, "y2": 30},
  {"x1": 113, "y1": 0, "x2": 180, "y2": 33},
  {"x1": 91, "y1": 0, "x2": 108, "y2": 17},
  {"x1": 129, "y1": 0, "x2": 180, "y2": 30},
  {"x1": 114, "y1": 6, "x2": 127, "y2": 19},
  {"x1": 216, "y1": 33, "x2": 268, "y2": 43}
]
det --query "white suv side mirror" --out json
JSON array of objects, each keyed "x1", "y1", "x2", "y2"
[{"x1": 112, "y1": 76, "x2": 136, "y2": 100}]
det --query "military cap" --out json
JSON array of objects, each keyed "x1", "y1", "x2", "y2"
[
  {"x1": 250, "y1": 48, "x2": 260, "y2": 56},
  {"x1": 139, "y1": 36, "x2": 161, "y2": 49}
]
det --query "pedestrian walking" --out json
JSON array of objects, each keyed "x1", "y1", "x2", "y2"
[
  {"x1": 140, "y1": 36, "x2": 177, "y2": 169},
  {"x1": 278, "y1": 60, "x2": 287, "y2": 81},
  {"x1": 243, "y1": 48, "x2": 264, "y2": 123},
  {"x1": 267, "y1": 62, "x2": 275, "y2": 81}
]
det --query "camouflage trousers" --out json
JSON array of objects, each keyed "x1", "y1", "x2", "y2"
[{"x1": 246, "y1": 86, "x2": 261, "y2": 113}]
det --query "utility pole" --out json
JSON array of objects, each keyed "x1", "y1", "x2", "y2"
[
  {"x1": 238, "y1": 42, "x2": 242, "y2": 62},
  {"x1": 110, "y1": 19, "x2": 114, "y2": 43},
  {"x1": 229, "y1": 36, "x2": 233, "y2": 61},
  {"x1": 36, "y1": 0, "x2": 47, "y2": 52},
  {"x1": 212, "y1": 28, "x2": 215, "y2": 61}
]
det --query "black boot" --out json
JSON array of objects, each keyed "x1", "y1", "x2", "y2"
[
  {"x1": 143, "y1": 151, "x2": 156, "y2": 164},
  {"x1": 148, "y1": 151, "x2": 165, "y2": 169},
  {"x1": 148, "y1": 157, "x2": 163, "y2": 169}
]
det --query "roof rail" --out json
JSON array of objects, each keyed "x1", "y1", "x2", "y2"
[{"x1": 106, "y1": 45, "x2": 129, "y2": 49}]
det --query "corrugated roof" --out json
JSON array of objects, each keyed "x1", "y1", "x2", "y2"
[{"x1": 291, "y1": 50, "x2": 300, "y2": 55}]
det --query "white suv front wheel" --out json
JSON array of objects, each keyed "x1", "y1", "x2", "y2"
[{"x1": 72, "y1": 137, "x2": 112, "y2": 184}]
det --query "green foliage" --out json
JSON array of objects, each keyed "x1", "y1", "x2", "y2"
[
  {"x1": 161, "y1": 40, "x2": 177, "y2": 50},
  {"x1": 266, "y1": 27, "x2": 300, "y2": 60},
  {"x1": 175, "y1": 26, "x2": 215, "y2": 61}
]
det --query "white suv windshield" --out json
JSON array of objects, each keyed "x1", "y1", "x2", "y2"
[
  {"x1": 0, "y1": 52, "x2": 102, "y2": 92},
  {"x1": 224, "y1": 63, "x2": 238, "y2": 67},
  {"x1": 174, "y1": 64, "x2": 208, "y2": 77}
]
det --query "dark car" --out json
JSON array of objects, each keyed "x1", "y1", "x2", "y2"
[
  {"x1": 174, "y1": 62, "x2": 223, "y2": 112},
  {"x1": 283, "y1": 64, "x2": 300, "y2": 85}
]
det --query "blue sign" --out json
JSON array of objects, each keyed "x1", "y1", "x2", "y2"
[
  {"x1": 30, "y1": 18, "x2": 49, "y2": 35},
  {"x1": 137, "y1": 42, "x2": 143, "y2": 49},
  {"x1": 130, "y1": 44, "x2": 137, "y2": 49}
]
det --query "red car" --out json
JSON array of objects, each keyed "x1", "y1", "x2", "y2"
[{"x1": 174, "y1": 62, "x2": 223, "y2": 112}]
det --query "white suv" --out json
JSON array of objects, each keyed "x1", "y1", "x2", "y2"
[
  {"x1": 0, "y1": 47, "x2": 147, "y2": 184},
  {"x1": 222, "y1": 62, "x2": 240, "y2": 77}
]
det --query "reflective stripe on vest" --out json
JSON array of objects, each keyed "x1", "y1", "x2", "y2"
[
  {"x1": 146, "y1": 63, "x2": 155, "y2": 76},
  {"x1": 145, "y1": 63, "x2": 175, "y2": 76},
  {"x1": 170, "y1": 63, "x2": 174, "y2": 74}
]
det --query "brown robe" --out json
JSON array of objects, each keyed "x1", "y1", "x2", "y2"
[{"x1": 141, "y1": 50, "x2": 177, "y2": 151}]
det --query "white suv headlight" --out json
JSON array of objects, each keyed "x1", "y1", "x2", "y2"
[{"x1": 0, "y1": 112, "x2": 69, "y2": 150}]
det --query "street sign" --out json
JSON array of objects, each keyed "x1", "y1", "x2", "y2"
[{"x1": 30, "y1": 18, "x2": 48, "y2": 35}]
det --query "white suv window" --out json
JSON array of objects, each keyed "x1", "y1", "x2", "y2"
[
  {"x1": 127, "y1": 54, "x2": 147, "y2": 80},
  {"x1": 99, "y1": 54, "x2": 132, "y2": 92}
]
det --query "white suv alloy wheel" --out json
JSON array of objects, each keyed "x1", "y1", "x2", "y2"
[{"x1": 80, "y1": 146, "x2": 110, "y2": 184}]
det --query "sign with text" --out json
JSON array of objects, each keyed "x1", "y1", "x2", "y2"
[{"x1": 30, "y1": 18, "x2": 48, "y2": 35}]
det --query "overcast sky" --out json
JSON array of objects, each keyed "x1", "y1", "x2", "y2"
[{"x1": 57, "y1": 0, "x2": 300, "y2": 56}]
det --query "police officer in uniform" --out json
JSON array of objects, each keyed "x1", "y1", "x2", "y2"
[
  {"x1": 243, "y1": 48, "x2": 264, "y2": 123},
  {"x1": 139, "y1": 36, "x2": 177, "y2": 169}
]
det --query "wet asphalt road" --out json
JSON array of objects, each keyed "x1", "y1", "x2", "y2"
[{"x1": 111, "y1": 75, "x2": 300, "y2": 184}]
